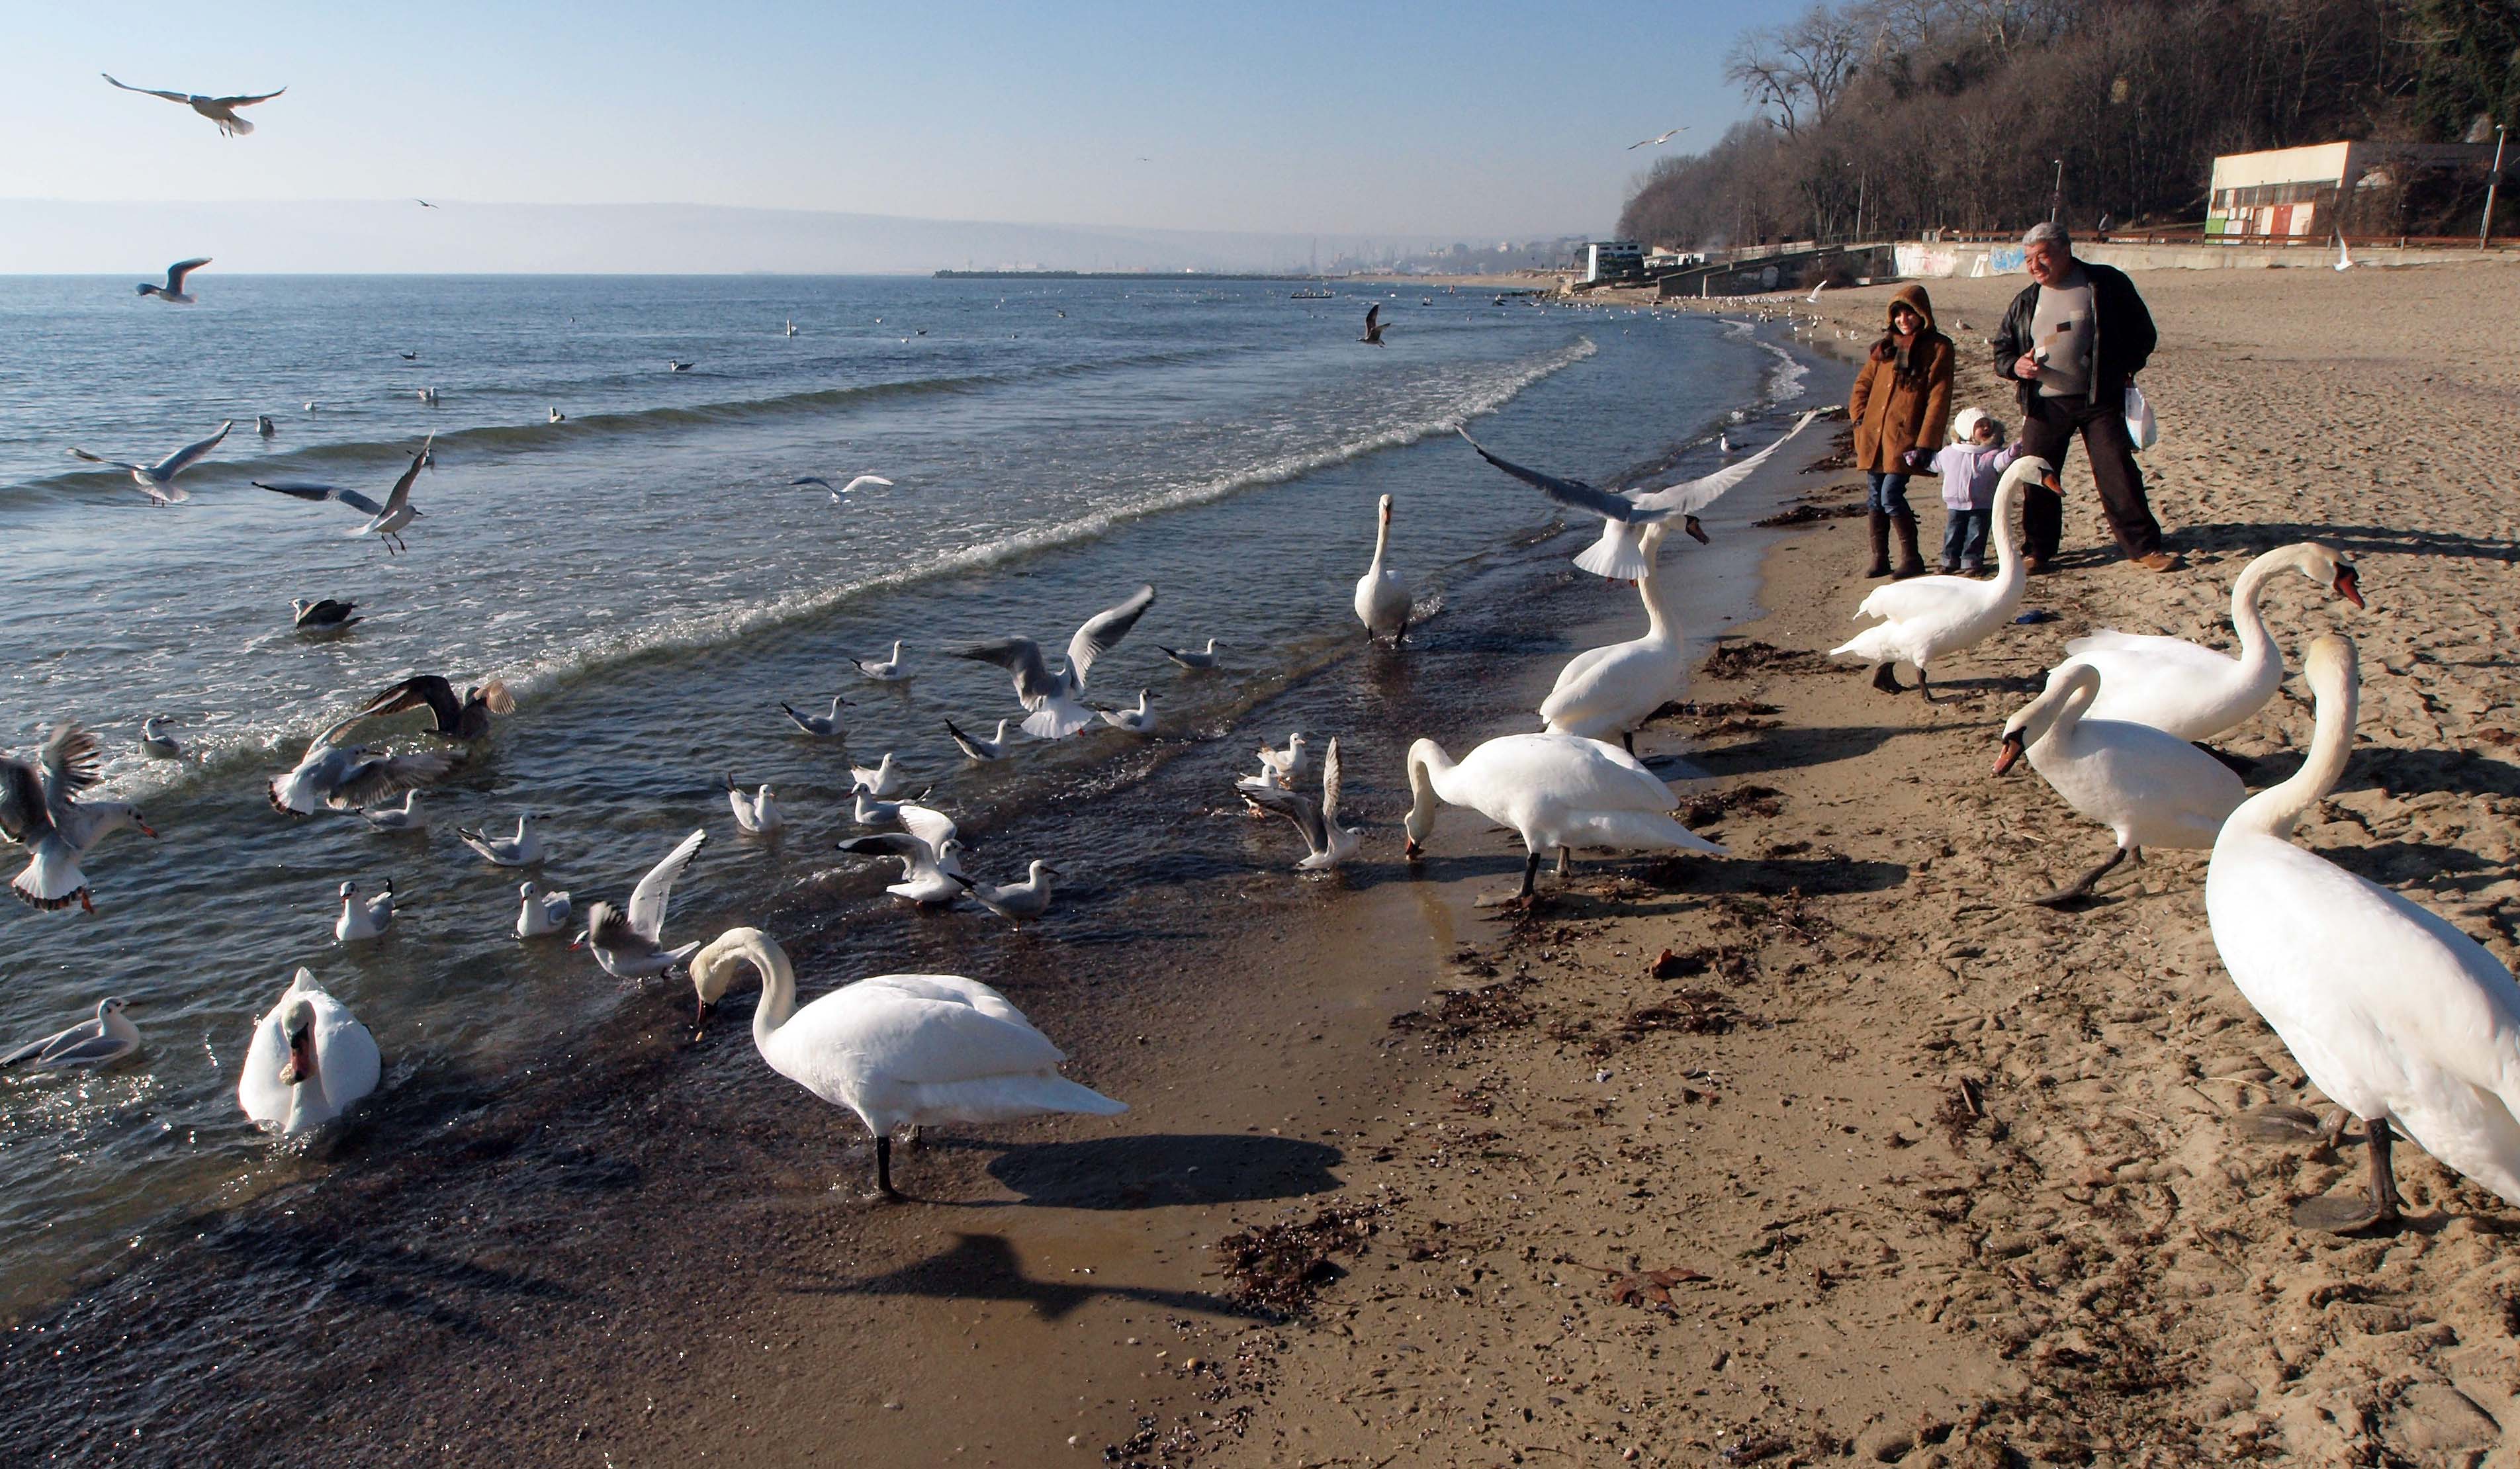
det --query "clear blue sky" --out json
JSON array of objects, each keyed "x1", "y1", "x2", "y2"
[{"x1": 11, "y1": 1, "x2": 1762, "y2": 240}]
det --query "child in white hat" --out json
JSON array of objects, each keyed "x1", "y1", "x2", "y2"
[{"x1": 1930, "y1": 408, "x2": 2022, "y2": 575}]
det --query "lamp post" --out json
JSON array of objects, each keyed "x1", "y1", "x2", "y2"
[
  {"x1": 2051, "y1": 159, "x2": 2064, "y2": 224},
  {"x1": 2484, "y1": 123, "x2": 2509, "y2": 250}
]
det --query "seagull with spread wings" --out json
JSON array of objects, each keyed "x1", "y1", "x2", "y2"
[
  {"x1": 957, "y1": 585, "x2": 1157, "y2": 739},
  {"x1": 2, "y1": 723, "x2": 158, "y2": 912},
  {"x1": 136, "y1": 257, "x2": 210, "y2": 304},
  {"x1": 1360, "y1": 304, "x2": 1388, "y2": 346},
  {"x1": 793, "y1": 473, "x2": 893, "y2": 504},
  {"x1": 267, "y1": 711, "x2": 454, "y2": 817},
  {"x1": 837, "y1": 805, "x2": 968, "y2": 905},
  {"x1": 1240, "y1": 737, "x2": 1361, "y2": 871},
  {"x1": 255, "y1": 433, "x2": 433, "y2": 553},
  {"x1": 102, "y1": 74, "x2": 285, "y2": 136},
  {"x1": 69, "y1": 422, "x2": 230, "y2": 506},
  {"x1": 351, "y1": 672, "x2": 514, "y2": 742},
  {"x1": 1627, "y1": 126, "x2": 1688, "y2": 150},
  {"x1": 573, "y1": 829, "x2": 709, "y2": 979}
]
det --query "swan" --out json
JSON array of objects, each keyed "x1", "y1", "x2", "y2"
[
  {"x1": 1353, "y1": 494, "x2": 1413, "y2": 643},
  {"x1": 1994, "y1": 662, "x2": 2245, "y2": 905},
  {"x1": 950, "y1": 861, "x2": 1061, "y2": 927},
  {"x1": 1159, "y1": 638, "x2": 1224, "y2": 671},
  {"x1": 2207, "y1": 633, "x2": 2520, "y2": 1231},
  {"x1": 838, "y1": 805, "x2": 968, "y2": 905},
  {"x1": 334, "y1": 879, "x2": 394, "y2": 943},
  {"x1": 239, "y1": 969, "x2": 379, "y2": 1137},
  {"x1": 1401, "y1": 733, "x2": 1725, "y2": 902},
  {"x1": 959, "y1": 586, "x2": 1158, "y2": 739},
  {"x1": 573, "y1": 828, "x2": 709, "y2": 978},
  {"x1": 782, "y1": 694, "x2": 849, "y2": 738},
  {"x1": 1539, "y1": 523, "x2": 1689, "y2": 753},
  {"x1": 850, "y1": 752, "x2": 903, "y2": 798},
  {"x1": 725, "y1": 776, "x2": 782, "y2": 836},
  {"x1": 1097, "y1": 689, "x2": 1157, "y2": 735},
  {"x1": 1241, "y1": 737, "x2": 1361, "y2": 869},
  {"x1": 945, "y1": 717, "x2": 1014, "y2": 761},
  {"x1": 688, "y1": 928, "x2": 1126, "y2": 1198},
  {"x1": 516, "y1": 881, "x2": 571, "y2": 939},
  {"x1": 853, "y1": 641, "x2": 911, "y2": 682},
  {"x1": 2049, "y1": 543, "x2": 2363, "y2": 742},
  {"x1": 1829, "y1": 457, "x2": 2055, "y2": 698}
]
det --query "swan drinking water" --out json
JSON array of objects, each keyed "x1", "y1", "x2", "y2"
[
  {"x1": 1354, "y1": 495, "x2": 1414, "y2": 644},
  {"x1": 2208, "y1": 634, "x2": 2520, "y2": 1231},
  {"x1": 1402, "y1": 733, "x2": 1724, "y2": 903},
  {"x1": 1994, "y1": 662, "x2": 2245, "y2": 905},
  {"x1": 239, "y1": 969, "x2": 379, "y2": 1137},
  {"x1": 688, "y1": 927, "x2": 1126, "y2": 1198},
  {"x1": 1830, "y1": 457, "x2": 2055, "y2": 698}
]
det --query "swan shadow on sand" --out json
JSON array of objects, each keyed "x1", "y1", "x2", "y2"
[{"x1": 787, "y1": 1230, "x2": 1271, "y2": 1321}]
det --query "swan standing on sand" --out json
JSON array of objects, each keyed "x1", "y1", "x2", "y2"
[
  {"x1": 103, "y1": 75, "x2": 285, "y2": 136},
  {"x1": 1241, "y1": 738, "x2": 1361, "y2": 870},
  {"x1": 959, "y1": 585, "x2": 1158, "y2": 739},
  {"x1": 1354, "y1": 495, "x2": 1413, "y2": 643},
  {"x1": 239, "y1": 970, "x2": 379, "y2": 1137},
  {"x1": 1401, "y1": 733, "x2": 1725, "y2": 903},
  {"x1": 573, "y1": 828, "x2": 709, "y2": 978},
  {"x1": 687, "y1": 928, "x2": 1126, "y2": 1198},
  {"x1": 2208, "y1": 634, "x2": 2520, "y2": 1231},
  {"x1": 1994, "y1": 663, "x2": 2245, "y2": 905},
  {"x1": 334, "y1": 880, "x2": 394, "y2": 943},
  {"x1": 516, "y1": 881, "x2": 572, "y2": 939},
  {"x1": 1830, "y1": 457, "x2": 2054, "y2": 698},
  {"x1": 837, "y1": 805, "x2": 967, "y2": 905},
  {"x1": 3, "y1": 723, "x2": 158, "y2": 913},
  {"x1": 255, "y1": 433, "x2": 434, "y2": 554},
  {"x1": 3, "y1": 997, "x2": 140, "y2": 1073},
  {"x1": 781, "y1": 695, "x2": 849, "y2": 737},
  {"x1": 136, "y1": 257, "x2": 210, "y2": 304},
  {"x1": 945, "y1": 717, "x2": 1014, "y2": 761},
  {"x1": 460, "y1": 813, "x2": 542, "y2": 866},
  {"x1": 69, "y1": 421, "x2": 231, "y2": 506},
  {"x1": 2049, "y1": 543, "x2": 2363, "y2": 742},
  {"x1": 726, "y1": 776, "x2": 782, "y2": 835},
  {"x1": 950, "y1": 862, "x2": 1061, "y2": 928},
  {"x1": 853, "y1": 642, "x2": 911, "y2": 682},
  {"x1": 1539, "y1": 522, "x2": 1690, "y2": 753}
]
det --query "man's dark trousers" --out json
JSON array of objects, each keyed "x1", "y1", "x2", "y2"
[{"x1": 2016, "y1": 391, "x2": 2163, "y2": 562}]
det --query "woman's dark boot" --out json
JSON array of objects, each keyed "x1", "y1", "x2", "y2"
[
  {"x1": 1864, "y1": 511, "x2": 1893, "y2": 578},
  {"x1": 1889, "y1": 510, "x2": 1927, "y2": 579}
]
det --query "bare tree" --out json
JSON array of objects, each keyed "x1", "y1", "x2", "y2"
[{"x1": 1727, "y1": 4, "x2": 1868, "y2": 138}]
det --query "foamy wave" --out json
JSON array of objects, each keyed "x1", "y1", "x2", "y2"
[{"x1": 1759, "y1": 339, "x2": 1810, "y2": 403}]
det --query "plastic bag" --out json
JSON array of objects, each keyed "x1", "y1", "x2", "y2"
[{"x1": 2124, "y1": 382, "x2": 2159, "y2": 453}]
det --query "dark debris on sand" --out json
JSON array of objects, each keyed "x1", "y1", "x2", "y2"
[
  {"x1": 1213, "y1": 1197, "x2": 1398, "y2": 1317},
  {"x1": 1754, "y1": 500, "x2": 1865, "y2": 529},
  {"x1": 1701, "y1": 641, "x2": 1835, "y2": 679}
]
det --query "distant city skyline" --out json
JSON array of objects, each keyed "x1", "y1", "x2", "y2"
[{"x1": 4, "y1": 1, "x2": 1758, "y2": 271}]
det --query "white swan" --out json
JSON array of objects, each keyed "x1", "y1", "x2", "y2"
[
  {"x1": 516, "y1": 881, "x2": 571, "y2": 939},
  {"x1": 1241, "y1": 737, "x2": 1360, "y2": 869},
  {"x1": 1995, "y1": 662, "x2": 2245, "y2": 905},
  {"x1": 1539, "y1": 523, "x2": 1688, "y2": 753},
  {"x1": 725, "y1": 776, "x2": 782, "y2": 835},
  {"x1": 240, "y1": 969, "x2": 379, "y2": 1136},
  {"x1": 1830, "y1": 456, "x2": 2053, "y2": 698},
  {"x1": 689, "y1": 928, "x2": 1126, "y2": 1197},
  {"x1": 2051, "y1": 543, "x2": 2363, "y2": 742},
  {"x1": 1401, "y1": 733, "x2": 1725, "y2": 902},
  {"x1": 334, "y1": 879, "x2": 394, "y2": 943},
  {"x1": 1353, "y1": 494, "x2": 1413, "y2": 643},
  {"x1": 2207, "y1": 633, "x2": 2520, "y2": 1231}
]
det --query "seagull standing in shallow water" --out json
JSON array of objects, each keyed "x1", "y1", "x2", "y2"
[
  {"x1": 837, "y1": 806, "x2": 968, "y2": 905},
  {"x1": 1241, "y1": 738, "x2": 1361, "y2": 870},
  {"x1": 136, "y1": 257, "x2": 210, "y2": 304},
  {"x1": 102, "y1": 75, "x2": 285, "y2": 136},
  {"x1": 951, "y1": 862, "x2": 1060, "y2": 927},
  {"x1": 69, "y1": 422, "x2": 231, "y2": 506}
]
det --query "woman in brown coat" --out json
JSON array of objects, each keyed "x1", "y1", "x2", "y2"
[{"x1": 1846, "y1": 282, "x2": 1955, "y2": 578}]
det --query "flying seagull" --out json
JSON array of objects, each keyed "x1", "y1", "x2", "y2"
[
  {"x1": 958, "y1": 584, "x2": 1157, "y2": 739},
  {"x1": 572, "y1": 828, "x2": 709, "y2": 979},
  {"x1": 1627, "y1": 126, "x2": 1689, "y2": 150},
  {"x1": 1360, "y1": 304, "x2": 1388, "y2": 346},
  {"x1": 102, "y1": 75, "x2": 285, "y2": 136},
  {"x1": 69, "y1": 422, "x2": 231, "y2": 506},
  {"x1": 792, "y1": 474, "x2": 893, "y2": 504},
  {"x1": 415, "y1": 199, "x2": 438, "y2": 209},
  {"x1": 353, "y1": 672, "x2": 514, "y2": 741},
  {"x1": 137, "y1": 257, "x2": 210, "y2": 304},
  {"x1": 253, "y1": 433, "x2": 432, "y2": 552}
]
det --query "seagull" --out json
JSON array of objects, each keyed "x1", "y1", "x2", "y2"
[
  {"x1": 667, "y1": 359, "x2": 695, "y2": 372},
  {"x1": 850, "y1": 752, "x2": 904, "y2": 798},
  {"x1": 1158, "y1": 638, "x2": 1224, "y2": 670},
  {"x1": 458, "y1": 813, "x2": 542, "y2": 866},
  {"x1": 254, "y1": 433, "x2": 433, "y2": 553},
  {"x1": 851, "y1": 784, "x2": 915, "y2": 828},
  {"x1": 781, "y1": 695, "x2": 850, "y2": 737},
  {"x1": 334, "y1": 880, "x2": 394, "y2": 943},
  {"x1": 1807, "y1": 279, "x2": 1826, "y2": 303},
  {"x1": 944, "y1": 717, "x2": 1014, "y2": 761},
  {"x1": 549, "y1": 407, "x2": 566, "y2": 424},
  {"x1": 1241, "y1": 737, "x2": 1361, "y2": 870},
  {"x1": 304, "y1": 402, "x2": 320, "y2": 413},
  {"x1": 69, "y1": 421, "x2": 231, "y2": 506},
  {"x1": 2334, "y1": 232, "x2": 2355, "y2": 271},
  {"x1": 102, "y1": 75, "x2": 285, "y2": 136},
  {"x1": 854, "y1": 641, "x2": 911, "y2": 682},
  {"x1": 359, "y1": 791, "x2": 427, "y2": 833},
  {"x1": 267, "y1": 711, "x2": 453, "y2": 817},
  {"x1": 1, "y1": 997, "x2": 140, "y2": 1072},
  {"x1": 138, "y1": 717, "x2": 182, "y2": 760},
  {"x1": 792, "y1": 473, "x2": 893, "y2": 504},
  {"x1": 416, "y1": 386, "x2": 439, "y2": 406},
  {"x1": 958, "y1": 584, "x2": 1157, "y2": 739},
  {"x1": 136, "y1": 257, "x2": 210, "y2": 304},
  {"x1": 572, "y1": 828, "x2": 709, "y2": 978},
  {"x1": 1628, "y1": 126, "x2": 1689, "y2": 149},
  {"x1": 292, "y1": 598, "x2": 361, "y2": 633},
  {"x1": 950, "y1": 861, "x2": 1060, "y2": 928},
  {"x1": 353, "y1": 672, "x2": 513, "y2": 741},
  {"x1": 1360, "y1": 304, "x2": 1388, "y2": 346},
  {"x1": 785, "y1": 318, "x2": 797, "y2": 336},
  {"x1": 726, "y1": 776, "x2": 783, "y2": 836},
  {"x1": 415, "y1": 199, "x2": 437, "y2": 210},
  {"x1": 1249, "y1": 732, "x2": 1310, "y2": 791},
  {"x1": 837, "y1": 805, "x2": 968, "y2": 905},
  {"x1": 1719, "y1": 433, "x2": 1732, "y2": 455},
  {"x1": 400, "y1": 351, "x2": 419, "y2": 360},
  {"x1": 257, "y1": 415, "x2": 277, "y2": 438},
  {"x1": 1, "y1": 723, "x2": 157, "y2": 912},
  {"x1": 1097, "y1": 689, "x2": 1158, "y2": 735},
  {"x1": 516, "y1": 881, "x2": 571, "y2": 940}
]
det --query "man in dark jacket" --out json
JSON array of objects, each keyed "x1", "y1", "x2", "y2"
[{"x1": 1991, "y1": 222, "x2": 2179, "y2": 573}]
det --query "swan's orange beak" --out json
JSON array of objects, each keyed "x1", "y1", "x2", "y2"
[
  {"x1": 1993, "y1": 733, "x2": 2024, "y2": 777},
  {"x1": 1403, "y1": 836, "x2": 1422, "y2": 859},
  {"x1": 2333, "y1": 566, "x2": 2364, "y2": 608}
]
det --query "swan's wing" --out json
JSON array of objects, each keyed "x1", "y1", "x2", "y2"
[
  {"x1": 256, "y1": 482, "x2": 387, "y2": 517},
  {"x1": 1854, "y1": 578, "x2": 1981, "y2": 625},
  {"x1": 2061, "y1": 629, "x2": 2239, "y2": 678},
  {"x1": 835, "y1": 983, "x2": 1070, "y2": 1082},
  {"x1": 958, "y1": 637, "x2": 1060, "y2": 705},
  {"x1": 163, "y1": 258, "x2": 210, "y2": 292},
  {"x1": 1242, "y1": 783, "x2": 1328, "y2": 853},
  {"x1": 381, "y1": 437, "x2": 431, "y2": 514},
  {"x1": 895, "y1": 804, "x2": 958, "y2": 858},
  {"x1": 627, "y1": 828, "x2": 708, "y2": 942},
  {"x1": 214, "y1": 87, "x2": 286, "y2": 108},
  {"x1": 356, "y1": 674, "x2": 461, "y2": 730},
  {"x1": 1631, "y1": 410, "x2": 1821, "y2": 515},
  {"x1": 1066, "y1": 585, "x2": 1156, "y2": 688},
  {"x1": 36, "y1": 723, "x2": 103, "y2": 806},
  {"x1": 148, "y1": 422, "x2": 232, "y2": 480},
  {"x1": 102, "y1": 75, "x2": 192, "y2": 105},
  {"x1": 1456, "y1": 429, "x2": 1664, "y2": 524}
]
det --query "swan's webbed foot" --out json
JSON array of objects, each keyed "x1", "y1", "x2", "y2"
[
  {"x1": 2289, "y1": 1118, "x2": 2403, "y2": 1233},
  {"x1": 2028, "y1": 846, "x2": 2128, "y2": 907},
  {"x1": 1870, "y1": 664, "x2": 1904, "y2": 695}
]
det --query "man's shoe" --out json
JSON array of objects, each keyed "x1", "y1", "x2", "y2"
[
  {"x1": 2022, "y1": 554, "x2": 2051, "y2": 575},
  {"x1": 2133, "y1": 551, "x2": 2184, "y2": 572}
]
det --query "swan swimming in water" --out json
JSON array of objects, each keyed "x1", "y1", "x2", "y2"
[
  {"x1": 239, "y1": 969, "x2": 379, "y2": 1137},
  {"x1": 1353, "y1": 496, "x2": 1413, "y2": 644},
  {"x1": 688, "y1": 927, "x2": 1126, "y2": 1198}
]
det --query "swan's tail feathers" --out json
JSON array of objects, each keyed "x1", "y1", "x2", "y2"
[
  {"x1": 1569, "y1": 811, "x2": 1729, "y2": 858},
  {"x1": 903, "y1": 1073, "x2": 1129, "y2": 1125},
  {"x1": 11, "y1": 840, "x2": 89, "y2": 910},
  {"x1": 1571, "y1": 526, "x2": 1652, "y2": 582},
  {"x1": 1828, "y1": 625, "x2": 1902, "y2": 666}
]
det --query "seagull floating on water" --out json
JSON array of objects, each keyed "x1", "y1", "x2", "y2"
[
  {"x1": 102, "y1": 74, "x2": 285, "y2": 136},
  {"x1": 334, "y1": 879, "x2": 394, "y2": 943},
  {"x1": 1, "y1": 997, "x2": 140, "y2": 1073},
  {"x1": 136, "y1": 257, "x2": 210, "y2": 304},
  {"x1": 1159, "y1": 638, "x2": 1224, "y2": 670},
  {"x1": 573, "y1": 828, "x2": 709, "y2": 978},
  {"x1": 667, "y1": 359, "x2": 694, "y2": 372},
  {"x1": 781, "y1": 695, "x2": 849, "y2": 737},
  {"x1": 958, "y1": 585, "x2": 1157, "y2": 739},
  {"x1": 69, "y1": 421, "x2": 231, "y2": 506},
  {"x1": 850, "y1": 751, "x2": 904, "y2": 798},
  {"x1": 945, "y1": 717, "x2": 1014, "y2": 761},
  {"x1": 837, "y1": 805, "x2": 968, "y2": 905},
  {"x1": 292, "y1": 597, "x2": 361, "y2": 632},
  {"x1": 1098, "y1": 689, "x2": 1157, "y2": 735},
  {"x1": 458, "y1": 813, "x2": 542, "y2": 867},
  {"x1": 139, "y1": 717, "x2": 182, "y2": 760},
  {"x1": 255, "y1": 433, "x2": 433, "y2": 553},
  {"x1": 359, "y1": 790, "x2": 427, "y2": 833},
  {"x1": 256, "y1": 415, "x2": 277, "y2": 438},
  {"x1": 854, "y1": 641, "x2": 911, "y2": 682},
  {"x1": 516, "y1": 881, "x2": 571, "y2": 939},
  {"x1": 1245, "y1": 732, "x2": 1308, "y2": 792},
  {"x1": 727, "y1": 776, "x2": 783, "y2": 836}
]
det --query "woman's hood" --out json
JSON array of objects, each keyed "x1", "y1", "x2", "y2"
[{"x1": 1885, "y1": 282, "x2": 1937, "y2": 334}]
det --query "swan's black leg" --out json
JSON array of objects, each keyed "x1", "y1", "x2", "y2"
[
  {"x1": 1519, "y1": 850, "x2": 1541, "y2": 901},
  {"x1": 874, "y1": 1135, "x2": 904, "y2": 1200},
  {"x1": 2028, "y1": 845, "x2": 2127, "y2": 907},
  {"x1": 1917, "y1": 667, "x2": 1942, "y2": 704},
  {"x1": 1871, "y1": 663, "x2": 1903, "y2": 694},
  {"x1": 2291, "y1": 1117, "x2": 2404, "y2": 1233}
]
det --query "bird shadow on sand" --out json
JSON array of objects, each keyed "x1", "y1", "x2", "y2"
[
  {"x1": 978, "y1": 1132, "x2": 1343, "y2": 1212},
  {"x1": 2177, "y1": 521, "x2": 2520, "y2": 566},
  {"x1": 1687, "y1": 722, "x2": 1912, "y2": 776},
  {"x1": 2351, "y1": 746, "x2": 2520, "y2": 801},
  {"x1": 188, "y1": 1215, "x2": 582, "y2": 1341},
  {"x1": 782, "y1": 1230, "x2": 1267, "y2": 1321},
  {"x1": 2316, "y1": 840, "x2": 2509, "y2": 897}
]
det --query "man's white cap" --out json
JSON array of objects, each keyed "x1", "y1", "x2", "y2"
[{"x1": 1950, "y1": 407, "x2": 1987, "y2": 443}]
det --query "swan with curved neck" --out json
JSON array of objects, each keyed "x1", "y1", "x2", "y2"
[
  {"x1": 1540, "y1": 523, "x2": 1688, "y2": 752},
  {"x1": 1401, "y1": 732, "x2": 1724, "y2": 903},
  {"x1": 2208, "y1": 633, "x2": 2520, "y2": 1232},
  {"x1": 1829, "y1": 456, "x2": 2054, "y2": 699},
  {"x1": 239, "y1": 968, "x2": 380, "y2": 1137},
  {"x1": 690, "y1": 928, "x2": 1126, "y2": 1199},
  {"x1": 2053, "y1": 542, "x2": 2362, "y2": 742},
  {"x1": 1353, "y1": 494, "x2": 1413, "y2": 645},
  {"x1": 1994, "y1": 661, "x2": 2243, "y2": 905}
]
